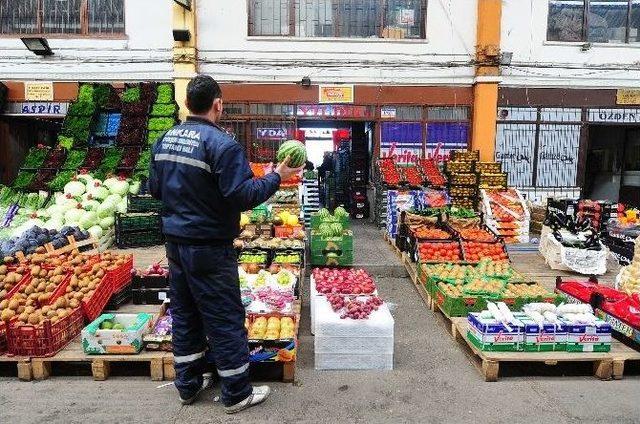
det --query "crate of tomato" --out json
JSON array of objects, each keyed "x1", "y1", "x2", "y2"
[
  {"x1": 418, "y1": 159, "x2": 447, "y2": 187},
  {"x1": 415, "y1": 240, "x2": 464, "y2": 264}
]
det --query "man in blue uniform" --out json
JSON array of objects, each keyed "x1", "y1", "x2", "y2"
[{"x1": 149, "y1": 75, "x2": 301, "y2": 414}]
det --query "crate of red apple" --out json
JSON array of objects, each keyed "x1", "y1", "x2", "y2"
[{"x1": 311, "y1": 267, "x2": 395, "y2": 371}]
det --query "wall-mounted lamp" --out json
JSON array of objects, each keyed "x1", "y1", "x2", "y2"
[
  {"x1": 173, "y1": 29, "x2": 191, "y2": 42},
  {"x1": 173, "y1": 0, "x2": 191, "y2": 10},
  {"x1": 21, "y1": 37, "x2": 53, "y2": 56},
  {"x1": 581, "y1": 43, "x2": 592, "y2": 52},
  {"x1": 301, "y1": 76, "x2": 311, "y2": 87}
]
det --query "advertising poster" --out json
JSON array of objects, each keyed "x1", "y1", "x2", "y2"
[
  {"x1": 380, "y1": 122, "x2": 422, "y2": 164},
  {"x1": 425, "y1": 122, "x2": 469, "y2": 163}
]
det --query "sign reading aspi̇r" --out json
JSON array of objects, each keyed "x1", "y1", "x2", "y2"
[
  {"x1": 5, "y1": 101, "x2": 69, "y2": 116},
  {"x1": 318, "y1": 84, "x2": 354, "y2": 104}
]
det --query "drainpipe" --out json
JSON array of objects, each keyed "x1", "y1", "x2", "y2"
[
  {"x1": 173, "y1": 0, "x2": 198, "y2": 121},
  {"x1": 471, "y1": 0, "x2": 502, "y2": 161}
]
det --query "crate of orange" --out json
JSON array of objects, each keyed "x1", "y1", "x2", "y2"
[
  {"x1": 455, "y1": 226, "x2": 498, "y2": 243},
  {"x1": 461, "y1": 240, "x2": 508, "y2": 263}
]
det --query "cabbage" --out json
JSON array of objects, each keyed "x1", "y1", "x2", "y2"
[
  {"x1": 99, "y1": 216, "x2": 115, "y2": 229},
  {"x1": 103, "y1": 177, "x2": 118, "y2": 190},
  {"x1": 44, "y1": 218, "x2": 64, "y2": 230},
  {"x1": 129, "y1": 180, "x2": 141, "y2": 194},
  {"x1": 48, "y1": 212, "x2": 64, "y2": 223},
  {"x1": 103, "y1": 194, "x2": 122, "y2": 207},
  {"x1": 76, "y1": 174, "x2": 94, "y2": 185},
  {"x1": 64, "y1": 180, "x2": 86, "y2": 197},
  {"x1": 97, "y1": 202, "x2": 116, "y2": 219},
  {"x1": 82, "y1": 199, "x2": 100, "y2": 211},
  {"x1": 110, "y1": 180, "x2": 130, "y2": 196},
  {"x1": 79, "y1": 211, "x2": 99, "y2": 230},
  {"x1": 89, "y1": 184, "x2": 110, "y2": 201},
  {"x1": 87, "y1": 225, "x2": 104, "y2": 239},
  {"x1": 55, "y1": 193, "x2": 77, "y2": 207},
  {"x1": 64, "y1": 208, "x2": 84, "y2": 224},
  {"x1": 116, "y1": 199, "x2": 127, "y2": 213}
]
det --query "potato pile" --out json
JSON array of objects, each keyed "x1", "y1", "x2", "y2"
[
  {"x1": 0, "y1": 264, "x2": 72, "y2": 326},
  {"x1": 0, "y1": 264, "x2": 25, "y2": 299}
]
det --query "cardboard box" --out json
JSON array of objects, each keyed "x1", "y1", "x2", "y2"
[
  {"x1": 565, "y1": 318, "x2": 612, "y2": 352},
  {"x1": 515, "y1": 313, "x2": 567, "y2": 352},
  {"x1": 143, "y1": 301, "x2": 172, "y2": 352},
  {"x1": 82, "y1": 313, "x2": 154, "y2": 355},
  {"x1": 467, "y1": 312, "x2": 525, "y2": 352}
]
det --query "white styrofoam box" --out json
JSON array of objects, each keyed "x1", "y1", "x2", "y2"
[
  {"x1": 315, "y1": 336, "x2": 394, "y2": 354},
  {"x1": 315, "y1": 298, "x2": 394, "y2": 338},
  {"x1": 315, "y1": 352, "x2": 393, "y2": 370}
]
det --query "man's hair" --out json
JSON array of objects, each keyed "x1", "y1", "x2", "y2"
[{"x1": 186, "y1": 75, "x2": 222, "y2": 114}]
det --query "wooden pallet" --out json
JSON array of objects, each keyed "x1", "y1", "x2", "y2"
[
  {"x1": 29, "y1": 337, "x2": 169, "y2": 381},
  {"x1": 383, "y1": 232, "x2": 402, "y2": 259},
  {"x1": 0, "y1": 354, "x2": 32, "y2": 381},
  {"x1": 451, "y1": 317, "x2": 640, "y2": 382},
  {"x1": 402, "y1": 253, "x2": 434, "y2": 311}
]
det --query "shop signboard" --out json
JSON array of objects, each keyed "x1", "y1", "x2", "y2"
[
  {"x1": 318, "y1": 84, "x2": 354, "y2": 104},
  {"x1": 616, "y1": 89, "x2": 640, "y2": 105},
  {"x1": 24, "y1": 82, "x2": 53, "y2": 101},
  {"x1": 296, "y1": 104, "x2": 372, "y2": 119},
  {"x1": 587, "y1": 108, "x2": 640, "y2": 123},
  {"x1": 5, "y1": 101, "x2": 68, "y2": 116},
  {"x1": 256, "y1": 127, "x2": 290, "y2": 140},
  {"x1": 381, "y1": 106, "x2": 397, "y2": 119},
  {"x1": 380, "y1": 122, "x2": 422, "y2": 164},
  {"x1": 425, "y1": 122, "x2": 469, "y2": 163}
]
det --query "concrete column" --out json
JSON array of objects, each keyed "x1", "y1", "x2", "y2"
[
  {"x1": 471, "y1": 0, "x2": 502, "y2": 161},
  {"x1": 172, "y1": 1, "x2": 198, "y2": 121}
]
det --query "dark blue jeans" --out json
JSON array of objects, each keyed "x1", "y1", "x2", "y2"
[{"x1": 166, "y1": 242, "x2": 252, "y2": 407}]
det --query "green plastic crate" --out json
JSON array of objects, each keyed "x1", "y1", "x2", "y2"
[
  {"x1": 310, "y1": 232, "x2": 353, "y2": 253},
  {"x1": 128, "y1": 195, "x2": 163, "y2": 213},
  {"x1": 310, "y1": 250, "x2": 353, "y2": 267}
]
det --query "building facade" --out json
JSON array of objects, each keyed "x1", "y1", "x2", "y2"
[
  {"x1": 0, "y1": 1, "x2": 637, "y2": 205},
  {"x1": 499, "y1": 0, "x2": 640, "y2": 204}
]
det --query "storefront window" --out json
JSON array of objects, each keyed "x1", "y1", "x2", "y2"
[
  {"x1": 629, "y1": 0, "x2": 640, "y2": 42},
  {"x1": 587, "y1": 0, "x2": 628, "y2": 43},
  {"x1": 0, "y1": 0, "x2": 125, "y2": 35},
  {"x1": 427, "y1": 107, "x2": 469, "y2": 121},
  {"x1": 548, "y1": 0, "x2": 585, "y2": 41},
  {"x1": 547, "y1": 0, "x2": 640, "y2": 43},
  {"x1": 249, "y1": 0, "x2": 427, "y2": 39}
]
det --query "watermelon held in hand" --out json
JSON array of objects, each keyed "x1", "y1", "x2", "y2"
[{"x1": 277, "y1": 140, "x2": 307, "y2": 168}]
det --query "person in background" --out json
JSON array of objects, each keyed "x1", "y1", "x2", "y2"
[
  {"x1": 317, "y1": 152, "x2": 333, "y2": 207},
  {"x1": 148, "y1": 75, "x2": 302, "y2": 414},
  {"x1": 304, "y1": 159, "x2": 314, "y2": 172}
]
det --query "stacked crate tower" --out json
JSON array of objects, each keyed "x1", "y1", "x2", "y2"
[{"x1": 349, "y1": 132, "x2": 369, "y2": 219}]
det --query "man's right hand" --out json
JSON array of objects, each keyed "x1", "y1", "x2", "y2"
[{"x1": 275, "y1": 156, "x2": 303, "y2": 182}]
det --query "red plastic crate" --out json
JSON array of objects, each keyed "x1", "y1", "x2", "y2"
[
  {"x1": 45, "y1": 273, "x2": 73, "y2": 306},
  {"x1": 0, "y1": 321, "x2": 7, "y2": 355},
  {"x1": 81, "y1": 275, "x2": 115, "y2": 321},
  {"x1": 108, "y1": 256, "x2": 134, "y2": 292},
  {"x1": 274, "y1": 225, "x2": 303, "y2": 238},
  {"x1": 7, "y1": 307, "x2": 84, "y2": 357}
]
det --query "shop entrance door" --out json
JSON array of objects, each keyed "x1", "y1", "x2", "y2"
[
  {"x1": 585, "y1": 125, "x2": 640, "y2": 205},
  {"x1": 620, "y1": 129, "x2": 640, "y2": 206}
]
